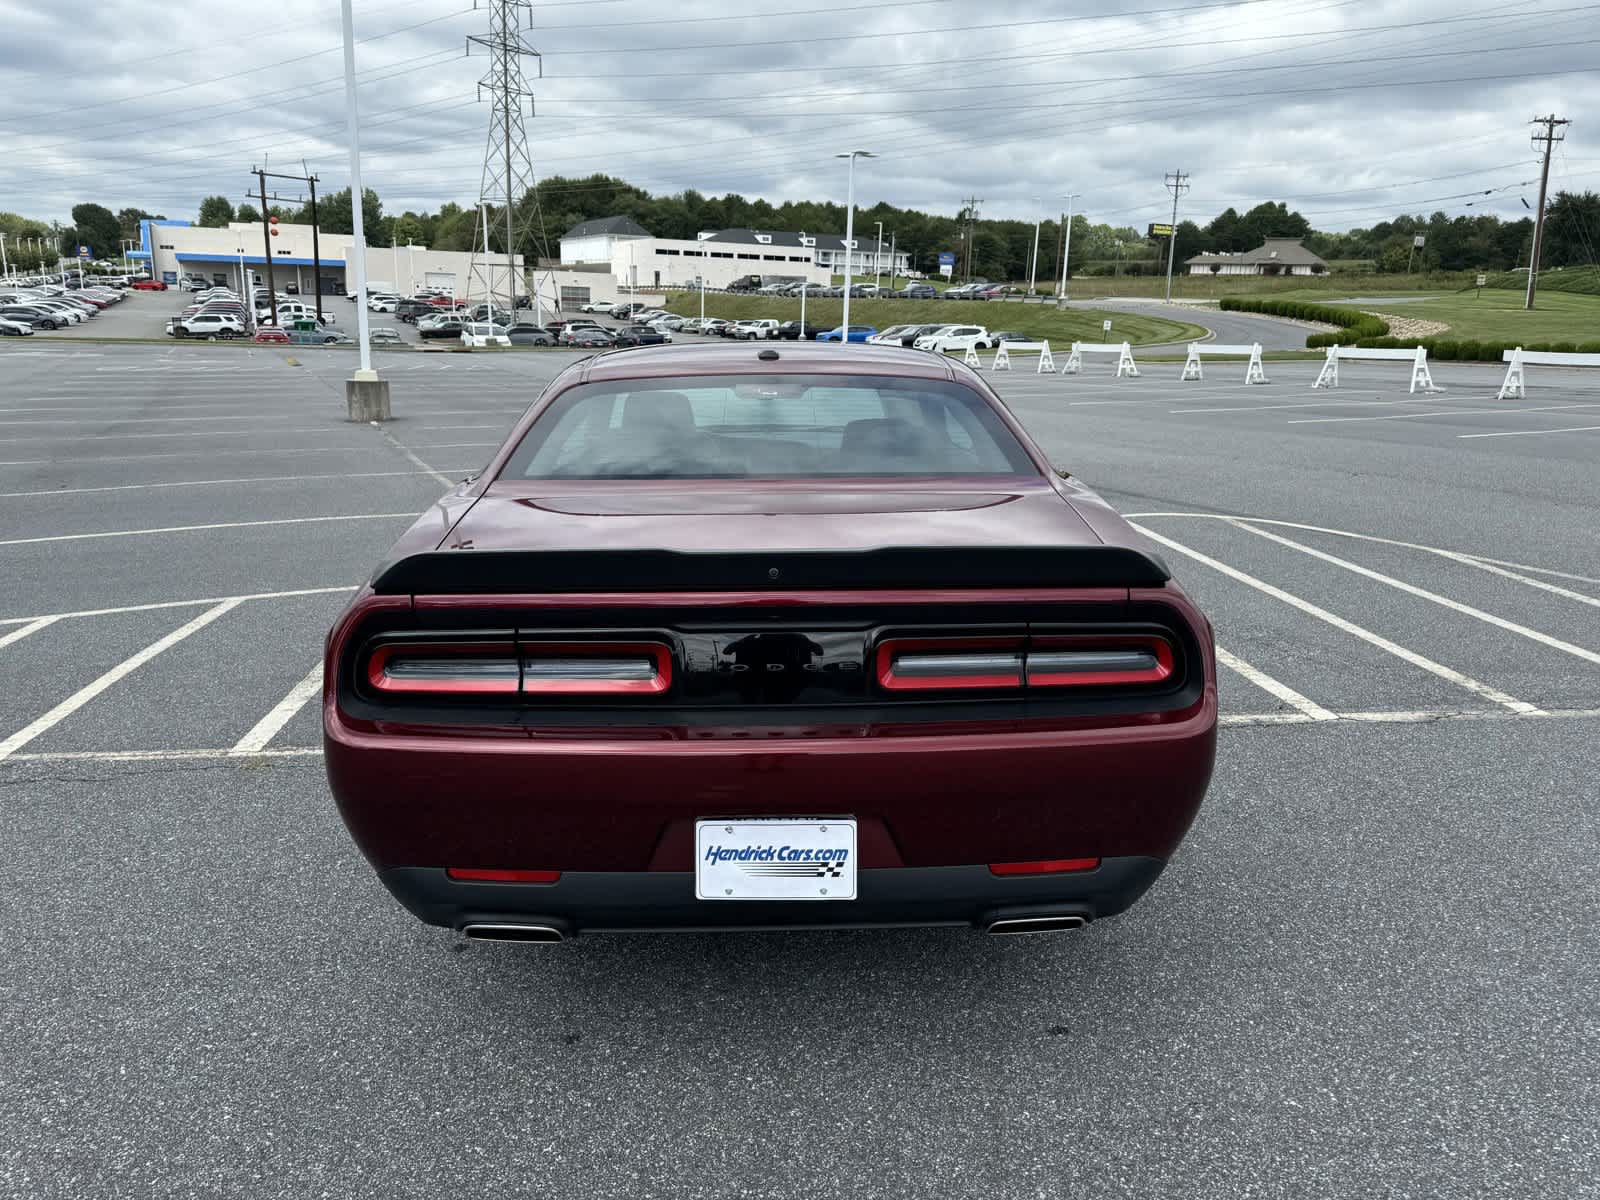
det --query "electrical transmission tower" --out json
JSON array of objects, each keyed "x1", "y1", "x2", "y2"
[
  {"x1": 468, "y1": 0, "x2": 541, "y2": 319},
  {"x1": 1525, "y1": 113, "x2": 1570, "y2": 311},
  {"x1": 1163, "y1": 170, "x2": 1189, "y2": 303}
]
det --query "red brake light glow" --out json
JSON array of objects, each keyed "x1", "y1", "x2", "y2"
[
  {"x1": 445, "y1": 868, "x2": 562, "y2": 884},
  {"x1": 988, "y1": 858, "x2": 1101, "y2": 876}
]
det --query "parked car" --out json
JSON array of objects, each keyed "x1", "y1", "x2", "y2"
[
  {"x1": 609, "y1": 301, "x2": 647, "y2": 320},
  {"x1": 611, "y1": 324, "x2": 671, "y2": 347},
  {"x1": 563, "y1": 326, "x2": 615, "y2": 348},
  {"x1": 322, "y1": 341, "x2": 1217, "y2": 939},
  {"x1": 507, "y1": 323, "x2": 555, "y2": 346},
  {"x1": 368, "y1": 294, "x2": 402, "y2": 312},
  {"x1": 730, "y1": 319, "x2": 780, "y2": 340},
  {"x1": 865, "y1": 325, "x2": 916, "y2": 346},
  {"x1": 896, "y1": 283, "x2": 937, "y2": 299},
  {"x1": 700, "y1": 318, "x2": 732, "y2": 336},
  {"x1": 368, "y1": 327, "x2": 405, "y2": 345},
  {"x1": 0, "y1": 316, "x2": 35, "y2": 336},
  {"x1": 580, "y1": 300, "x2": 614, "y2": 313},
  {"x1": 914, "y1": 325, "x2": 993, "y2": 352},
  {"x1": 816, "y1": 324, "x2": 877, "y2": 343},
  {"x1": 896, "y1": 324, "x2": 946, "y2": 348},
  {"x1": 0, "y1": 305, "x2": 64, "y2": 330},
  {"x1": 775, "y1": 320, "x2": 827, "y2": 340},
  {"x1": 652, "y1": 315, "x2": 688, "y2": 332},
  {"x1": 395, "y1": 299, "x2": 436, "y2": 324},
  {"x1": 992, "y1": 330, "x2": 1031, "y2": 344},
  {"x1": 418, "y1": 316, "x2": 466, "y2": 340},
  {"x1": 172, "y1": 312, "x2": 247, "y2": 339},
  {"x1": 252, "y1": 326, "x2": 290, "y2": 343}
]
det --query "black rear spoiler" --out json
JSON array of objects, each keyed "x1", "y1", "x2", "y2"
[{"x1": 370, "y1": 547, "x2": 1171, "y2": 594}]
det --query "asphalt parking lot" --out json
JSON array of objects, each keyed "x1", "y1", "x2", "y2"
[{"x1": 2, "y1": 341, "x2": 1597, "y2": 1198}]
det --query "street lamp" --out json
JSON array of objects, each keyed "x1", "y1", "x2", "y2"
[
  {"x1": 1057, "y1": 192, "x2": 1082, "y2": 300},
  {"x1": 836, "y1": 150, "x2": 875, "y2": 343},
  {"x1": 340, "y1": 0, "x2": 386, "y2": 420},
  {"x1": 1028, "y1": 197, "x2": 1042, "y2": 296},
  {"x1": 874, "y1": 219, "x2": 884, "y2": 289}
]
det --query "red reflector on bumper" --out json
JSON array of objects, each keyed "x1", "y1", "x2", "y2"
[
  {"x1": 445, "y1": 868, "x2": 562, "y2": 884},
  {"x1": 988, "y1": 857, "x2": 1101, "y2": 877}
]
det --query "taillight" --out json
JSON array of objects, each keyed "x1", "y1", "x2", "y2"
[
  {"x1": 368, "y1": 641, "x2": 520, "y2": 694},
  {"x1": 989, "y1": 858, "x2": 1101, "y2": 876},
  {"x1": 521, "y1": 642, "x2": 672, "y2": 695},
  {"x1": 876, "y1": 635, "x2": 1174, "y2": 693},
  {"x1": 876, "y1": 637, "x2": 1024, "y2": 691},
  {"x1": 446, "y1": 868, "x2": 561, "y2": 884},
  {"x1": 1024, "y1": 636, "x2": 1174, "y2": 687},
  {"x1": 365, "y1": 638, "x2": 672, "y2": 697}
]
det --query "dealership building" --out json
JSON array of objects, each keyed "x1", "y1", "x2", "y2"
[
  {"x1": 129, "y1": 218, "x2": 526, "y2": 300},
  {"x1": 558, "y1": 217, "x2": 914, "y2": 290}
]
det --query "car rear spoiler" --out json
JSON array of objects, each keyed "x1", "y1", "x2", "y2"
[{"x1": 370, "y1": 547, "x2": 1171, "y2": 594}]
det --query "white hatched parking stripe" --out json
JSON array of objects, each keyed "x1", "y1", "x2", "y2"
[
  {"x1": 0, "y1": 512, "x2": 417, "y2": 549},
  {"x1": 1213, "y1": 644, "x2": 1337, "y2": 721},
  {"x1": 0, "y1": 585, "x2": 355, "y2": 628},
  {"x1": 0, "y1": 616, "x2": 60, "y2": 649},
  {"x1": 0, "y1": 470, "x2": 454, "y2": 500},
  {"x1": 1227, "y1": 520, "x2": 1600, "y2": 666},
  {"x1": 230, "y1": 665, "x2": 324, "y2": 755},
  {"x1": 0, "y1": 600, "x2": 242, "y2": 762},
  {"x1": 1129, "y1": 522, "x2": 1543, "y2": 716}
]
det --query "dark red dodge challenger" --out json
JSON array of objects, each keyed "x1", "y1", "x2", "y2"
[{"x1": 325, "y1": 343, "x2": 1216, "y2": 941}]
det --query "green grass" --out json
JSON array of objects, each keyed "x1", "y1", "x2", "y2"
[
  {"x1": 1484, "y1": 266, "x2": 1600, "y2": 296},
  {"x1": 1055, "y1": 270, "x2": 1476, "y2": 302},
  {"x1": 1338, "y1": 290, "x2": 1600, "y2": 343},
  {"x1": 662, "y1": 295, "x2": 1206, "y2": 347}
]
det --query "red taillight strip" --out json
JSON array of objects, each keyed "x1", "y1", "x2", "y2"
[
  {"x1": 520, "y1": 641, "x2": 672, "y2": 695},
  {"x1": 446, "y1": 868, "x2": 561, "y2": 884},
  {"x1": 988, "y1": 858, "x2": 1101, "y2": 876},
  {"x1": 876, "y1": 637, "x2": 1025, "y2": 692},
  {"x1": 368, "y1": 642, "x2": 520, "y2": 694},
  {"x1": 1025, "y1": 636, "x2": 1174, "y2": 687}
]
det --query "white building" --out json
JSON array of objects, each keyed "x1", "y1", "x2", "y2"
[
  {"x1": 585, "y1": 223, "x2": 914, "y2": 290},
  {"x1": 130, "y1": 218, "x2": 524, "y2": 300},
  {"x1": 1184, "y1": 238, "x2": 1329, "y2": 277},
  {"x1": 558, "y1": 215, "x2": 651, "y2": 265}
]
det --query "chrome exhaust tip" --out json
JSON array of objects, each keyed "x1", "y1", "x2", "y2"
[
  {"x1": 986, "y1": 914, "x2": 1089, "y2": 936},
  {"x1": 461, "y1": 922, "x2": 567, "y2": 944}
]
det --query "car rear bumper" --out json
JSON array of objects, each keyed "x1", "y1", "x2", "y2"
[{"x1": 376, "y1": 856, "x2": 1167, "y2": 935}]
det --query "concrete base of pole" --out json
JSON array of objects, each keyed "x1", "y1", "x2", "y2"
[{"x1": 346, "y1": 371, "x2": 390, "y2": 422}]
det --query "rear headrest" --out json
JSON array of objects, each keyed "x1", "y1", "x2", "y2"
[{"x1": 621, "y1": 390, "x2": 696, "y2": 433}]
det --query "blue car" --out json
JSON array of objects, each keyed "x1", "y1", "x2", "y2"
[{"x1": 816, "y1": 324, "x2": 877, "y2": 343}]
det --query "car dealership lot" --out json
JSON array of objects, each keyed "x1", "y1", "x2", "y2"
[{"x1": 2, "y1": 344, "x2": 1596, "y2": 1197}]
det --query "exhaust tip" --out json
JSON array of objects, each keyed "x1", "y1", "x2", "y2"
[
  {"x1": 462, "y1": 922, "x2": 566, "y2": 944},
  {"x1": 986, "y1": 914, "x2": 1089, "y2": 936}
]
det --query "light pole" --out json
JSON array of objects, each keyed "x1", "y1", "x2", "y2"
[
  {"x1": 1057, "y1": 192, "x2": 1081, "y2": 300},
  {"x1": 887, "y1": 231, "x2": 896, "y2": 291},
  {"x1": 0, "y1": 234, "x2": 9, "y2": 283},
  {"x1": 340, "y1": 0, "x2": 386, "y2": 420},
  {"x1": 874, "y1": 219, "x2": 883, "y2": 289},
  {"x1": 836, "y1": 149, "x2": 875, "y2": 343},
  {"x1": 1028, "y1": 196, "x2": 1041, "y2": 296}
]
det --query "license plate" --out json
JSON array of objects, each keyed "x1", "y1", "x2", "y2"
[{"x1": 695, "y1": 818, "x2": 857, "y2": 901}]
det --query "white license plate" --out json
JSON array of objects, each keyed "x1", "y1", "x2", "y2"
[{"x1": 695, "y1": 818, "x2": 857, "y2": 901}]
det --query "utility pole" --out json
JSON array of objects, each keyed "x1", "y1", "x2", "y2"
[
  {"x1": 305, "y1": 170, "x2": 324, "y2": 322},
  {"x1": 469, "y1": 0, "x2": 541, "y2": 325},
  {"x1": 1028, "y1": 196, "x2": 1041, "y2": 296},
  {"x1": 255, "y1": 168, "x2": 278, "y2": 327},
  {"x1": 959, "y1": 195, "x2": 981, "y2": 282},
  {"x1": 1525, "y1": 113, "x2": 1571, "y2": 311},
  {"x1": 1163, "y1": 170, "x2": 1189, "y2": 304}
]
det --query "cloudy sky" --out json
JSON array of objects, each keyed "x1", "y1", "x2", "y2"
[{"x1": 2, "y1": 0, "x2": 1596, "y2": 234}]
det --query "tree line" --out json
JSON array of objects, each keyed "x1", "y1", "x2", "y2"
[{"x1": 7, "y1": 179, "x2": 1596, "y2": 282}]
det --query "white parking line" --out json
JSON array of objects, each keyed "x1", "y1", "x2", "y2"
[
  {"x1": 1286, "y1": 403, "x2": 1600, "y2": 425},
  {"x1": 0, "y1": 444, "x2": 381, "y2": 467},
  {"x1": 0, "y1": 585, "x2": 355, "y2": 628},
  {"x1": 0, "y1": 470, "x2": 454, "y2": 500},
  {"x1": 0, "y1": 512, "x2": 417, "y2": 549},
  {"x1": 1129, "y1": 522, "x2": 1543, "y2": 715},
  {"x1": 0, "y1": 427, "x2": 342, "y2": 444},
  {"x1": 0, "y1": 600, "x2": 242, "y2": 762},
  {"x1": 1228, "y1": 520, "x2": 1600, "y2": 666},
  {"x1": 1213, "y1": 644, "x2": 1337, "y2": 721},
  {"x1": 1122, "y1": 513, "x2": 1600, "y2": 605},
  {"x1": 1459, "y1": 423, "x2": 1600, "y2": 440},
  {"x1": 230, "y1": 665, "x2": 323, "y2": 755},
  {"x1": 1172, "y1": 398, "x2": 1451, "y2": 414},
  {"x1": 0, "y1": 616, "x2": 60, "y2": 649}
]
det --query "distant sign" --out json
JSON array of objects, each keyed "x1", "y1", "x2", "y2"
[
  {"x1": 1102, "y1": 319, "x2": 1113, "y2": 332},
  {"x1": 77, "y1": 245, "x2": 90, "y2": 258},
  {"x1": 938, "y1": 250, "x2": 956, "y2": 279},
  {"x1": 1476, "y1": 273, "x2": 1488, "y2": 287},
  {"x1": 1147, "y1": 223, "x2": 1174, "y2": 239},
  {"x1": 1413, "y1": 235, "x2": 1426, "y2": 248}
]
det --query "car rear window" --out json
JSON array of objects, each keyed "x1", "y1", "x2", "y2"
[{"x1": 501, "y1": 374, "x2": 1038, "y2": 480}]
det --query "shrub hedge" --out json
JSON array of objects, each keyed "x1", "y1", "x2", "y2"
[
  {"x1": 1305, "y1": 336, "x2": 1600, "y2": 362},
  {"x1": 1219, "y1": 296, "x2": 1389, "y2": 347}
]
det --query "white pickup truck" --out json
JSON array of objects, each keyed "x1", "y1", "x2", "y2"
[{"x1": 730, "y1": 319, "x2": 780, "y2": 340}]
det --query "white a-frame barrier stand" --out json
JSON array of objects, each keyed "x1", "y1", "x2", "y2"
[
  {"x1": 1061, "y1": 341, "x2": 1140, "y2": 378},
  {"x1": 1497, "y1": 346, "x2": 1600, "y2": 399},
  {"x1": 1313, "y1": 345, "x2": 1440, "y2": 394},
  {"x1": 1180, "y1": 342, "x2": 1268, "y2": 384},
  {"x1": 989, "y1": 341, "x2": 1056, "y2": 372}
]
